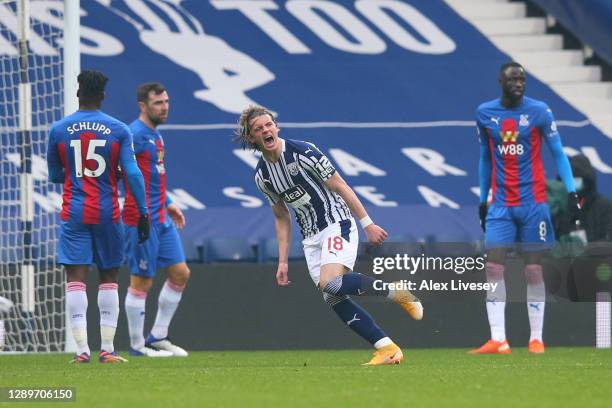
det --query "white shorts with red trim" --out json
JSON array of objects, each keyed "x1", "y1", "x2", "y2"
[{"x1": 303, "y1": 218, "x2": 358, "y2": 287}]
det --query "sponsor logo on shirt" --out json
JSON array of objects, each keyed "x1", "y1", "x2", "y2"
[
  {"x1": 498, "y1": 118, "x2": 524, "y2": 156},
  {"x1": 281, "y1": 185, "x2": 311, "y2": 209}
]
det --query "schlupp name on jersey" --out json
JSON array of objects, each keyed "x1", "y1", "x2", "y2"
[{"x1": 67, "y1": 121, "x2": 112, "y2": 135}]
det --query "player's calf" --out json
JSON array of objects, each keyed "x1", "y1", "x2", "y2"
[
  {"x1": 321, "y1": 272, "x2": 423, "y2": 320},
  {"x1": 149, "y1": 280, "x2": 185, "y2": 342},
  {"x1": 324, "y1": 293, "x2": 396, "y2": 356},
  {"x1": 525, "y1": 264, "x2": 546, "y2": 346},
  {"x1": 321, "y1": 272, "x2": 389, "y2": 297}
]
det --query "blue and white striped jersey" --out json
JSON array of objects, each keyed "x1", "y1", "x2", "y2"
[{"x1": 254, "y1": 138, "x2": 352, "y2": 238}]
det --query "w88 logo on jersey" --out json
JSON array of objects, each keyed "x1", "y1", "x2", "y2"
[{"x1": 497, "y1": 143, "x2": 524, "y2": 156}]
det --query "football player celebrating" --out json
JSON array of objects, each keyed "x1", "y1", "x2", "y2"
[{"x1": 236, "y1": 105, "x2": 423, "y2": 365}]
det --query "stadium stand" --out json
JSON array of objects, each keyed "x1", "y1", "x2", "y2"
[
  {"x1": 258, "y1": 238, "x2": 305, "y2": 263},
  {"x1": 445, "y1": 0, "x2": 612, "y2": 139},
  {"x1": 203, "y1": 238, "x2": 257, "y2": 263},
  {"x1": 1, "y1": 0, "x2": 611, "y2": 260}
]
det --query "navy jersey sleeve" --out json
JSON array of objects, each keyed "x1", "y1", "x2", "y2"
[
  {"x1": 46, "y1": 126, "x2": 64, "y2": 183},
  {"x1": 118, "y1": 125, "x2": 148, "y2": 215},
  {"x1": 295, "y1": 141, "x2": 336, "y2": 182}
]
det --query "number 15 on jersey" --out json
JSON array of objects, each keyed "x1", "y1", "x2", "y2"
[{"x1": 69, "y1": 139, "x2": 107, "y2": 178}]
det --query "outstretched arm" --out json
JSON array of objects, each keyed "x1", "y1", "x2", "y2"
[
  {"x1": 272, "y1": 200, "x2": 291, "y2": 286},
  {"x1": 325, "y1": 172, "x2": 388, "y2": 245}
]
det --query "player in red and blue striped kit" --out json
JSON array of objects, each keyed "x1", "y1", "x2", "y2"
[
  {"x1": 123, "y1": 83, "x2": 190, "y2": 357},
  {"x1": 47, "y1": 70, "x2": 150, "y2": 363},
  {"x1": 471, "y1": 62, "x2": 581, "y2": 355}
]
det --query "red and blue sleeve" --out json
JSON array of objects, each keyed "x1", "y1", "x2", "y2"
[
  {"x1": 477, "y1": 114, "x2": 492, "y2": 204},
  {"x1": 119, "y1": 128, "x2": 148, "y2": 215},
  {"x1": 46, "y1": 129, "x2": 64, "y2": 183}
]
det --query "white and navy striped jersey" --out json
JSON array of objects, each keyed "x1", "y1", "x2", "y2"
[{"x1": 254, "y1": 138, "x2": 352, "y2": 238}]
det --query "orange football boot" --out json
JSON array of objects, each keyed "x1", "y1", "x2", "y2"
[
  {"x1": 528, "y1": 339, "x2": 545, "y2": 354},
  {"x1": 363, "y1": 343, "x2": 404, "y2": 366},
  {"x1": 469, "y1": 339, "x2": 511, "y2": 354}
]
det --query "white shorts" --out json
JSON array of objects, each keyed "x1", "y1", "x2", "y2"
[{"x1": 303, "y1": 218, "x2": 358, "y2": 287}]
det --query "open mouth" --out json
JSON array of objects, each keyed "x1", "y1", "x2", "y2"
[{"x1": 263, "y1": 135, "x2": 275, "y2": 146}]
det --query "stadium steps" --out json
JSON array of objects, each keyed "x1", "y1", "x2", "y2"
[
  {"x1": 472, "y1": 18, "x2": 546, "y2": 36},
  {"x1": 444, "y1": 0, "x2": 612, "y2": 139}
]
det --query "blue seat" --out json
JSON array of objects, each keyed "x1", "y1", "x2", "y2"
[
  {"x1": 359, "y1": 235, "x2": 422, "y2": 259},
  {"x1": 204, "y1": 238, "x2": 257, "y2": 263},
  {"x1": 258, "y1": 238, "x2": 304, "y2": 262},
  {"x1": 423, "y1": 235, "x2": 479, "y2": 257}
]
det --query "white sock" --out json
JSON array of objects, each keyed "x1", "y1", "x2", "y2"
[
  {"x1": 66, "y1": 281, "x2": 89, "y2": 355},
  {"x1": 527, "y1": 282, "x2": 546, "y2": 342},
  {"x1": 98, "y1": 283, "x2": 119, "y2": 353},
  {"x1": 125, "y1": 287, "x2": 147, "y2": 350},
  {"x1": 374, "y1": 337, "x2": 393, "y2": 349},
  {"x1": 486, "y1": 280, "x2": 506, "y2": 342},
  {"x1": 150, "y1": 281, "x2": 184, "y2": 340}
]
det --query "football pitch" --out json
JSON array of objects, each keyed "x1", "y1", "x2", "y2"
[{"x1": 1, "y1": 348, "x2": 611, "y2": 407}]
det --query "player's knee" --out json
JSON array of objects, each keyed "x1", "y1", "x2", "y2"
[
  {"x1": 169, "y1": 265, "x2": 190, "y2": 287},
  {"x1": 319, "y1": 274, "x2": 340, "y2": 293},
  {"x1": 319, "y1": 266, "x2": 345, "y2": 291},
  {"x1": 99, "y1": 268, "x2": 119, "y2": 283},
  {"x1": 322, "y1": 292, "x2": 348, "y2": 307},
  {"x1": 485, "y1": 262, "x2": 505, "y2": 281},
  {"x1": 130, "y1": 276, "x2": 154, "y2": 293},
  {"x1": 318, "y1": 276, "x2": 331, "y2": 291},
  {"x1": 524, "y1": 264, "x2": 544, "y2": 284},
  {"x1": 65, "y1": 265, "x2": 88, "y2": 283}
]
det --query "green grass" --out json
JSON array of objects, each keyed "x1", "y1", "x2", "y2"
[{"x1": 1, "y1": 348, "x2": 611, "y2": 408}]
